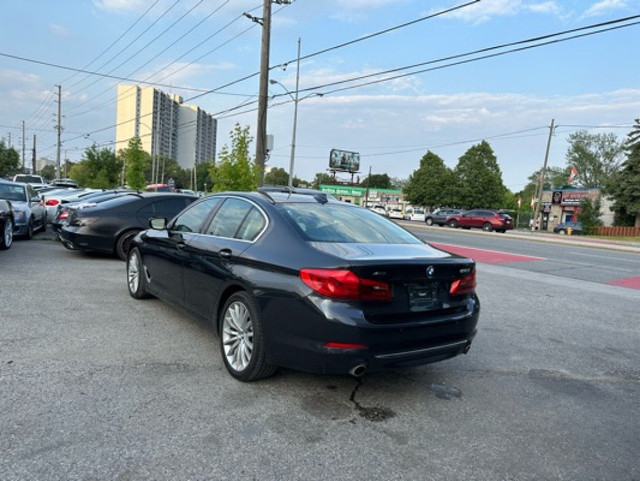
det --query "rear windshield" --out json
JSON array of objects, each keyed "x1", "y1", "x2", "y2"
[
  {"x1": 14, "y1": 175, "x2": 43, "y2": 183},
  {"x1": 499, "y1": 213, "x2": 512, "y2": 219},
  {"x1": 281, "y1": 203, "x2": 421, "y2": 244}
]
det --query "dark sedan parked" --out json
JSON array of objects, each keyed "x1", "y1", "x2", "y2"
[
  {"x1": 0, "y1": 199, "x2": 13, "y2": 250},
  {"x1": 126, "y1": 188, "x2": 480, "y2": 381},
  {"x1": 60, "y1": 192, "x2": 197, "y2": 260},
  {"x1": 51, "y1": 190, "x2": 133, "y2": 233}
]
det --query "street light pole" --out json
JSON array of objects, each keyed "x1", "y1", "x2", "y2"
[{"x1": 287, "y1": 37, "x2": 301, "y2": 187}]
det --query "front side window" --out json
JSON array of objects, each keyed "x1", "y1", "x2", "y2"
[{"x1": 171, "y1": 197, "x2": 221, "y2": 233}]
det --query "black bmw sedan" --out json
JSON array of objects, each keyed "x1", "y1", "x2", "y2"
[
  {"x1": 126, "y1": 188, "x2": 480, "y2": 381},
  {"x1": 60, "y1": 192, "x2": 197, "y2": 260}
]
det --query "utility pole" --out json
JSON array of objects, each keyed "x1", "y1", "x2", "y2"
[
  {"x1": 531, "y1": 118, "x2": 555, "y2": 232},
  {"x1": 55, "y1": 84, "x2": 62, "y2": 179},
  {"x1": 32, "y1": 135, "x2": 36, "y2": 174},
  {"x1": 21, "y1": 120, "x2": 26, "y2": 171},
  {"x1": 254, "y1": 0, "x2": 273, "y2": 187}
]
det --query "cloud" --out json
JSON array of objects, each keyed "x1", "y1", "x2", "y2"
[
  {"x1": 92, "y1": 0, "x2": 150, "y2": 12},
  {"x1": 49, "y1": 24, "x2": 71, "y2": 38},
  {"x1": 436, "y1": 0, "x2": 563, "y2": 24},
  {"x1": 582, "y1": 0, "x2": 628, "y2": 18}
]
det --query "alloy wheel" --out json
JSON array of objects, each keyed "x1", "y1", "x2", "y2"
[{"x1": 222, "y1": 301, "x2": 254, "y2": 372}]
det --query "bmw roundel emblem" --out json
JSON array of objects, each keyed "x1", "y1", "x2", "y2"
[{"x1": 426, "y1": 266, "x2": 435, "y2": 278}]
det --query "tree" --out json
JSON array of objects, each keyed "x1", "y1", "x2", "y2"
[
  {"x1": 121, "y1": 137, "x2": 149, "y2": 190},
  {"x1": 210, "y1": 124, "x2": 257, "y2": 192},
  {"x1": 69, "y1": 144, "x2": 122, "y2": 188},
  {"x1": 607, "y1": 119, "x2": 640, "y2": 226},
  {"x1": 453, "y1": 141, "x2": 506, "y2": 209},
  {"x1": 359, "y1": 173, "x2": 391, "y2": 189},
  {"x1": 0, "y1": 141, "x2": 20, "y2": 177},
  {"x1": 577, "y1": 196, "x2": 603, "y2": 233},
  {"x1": 403, "y1": 151, "x2": 454, "y2": 208},
  {"x1": 264, "y1": 167, "x2": 289, "y2": 186},
  {"x1": 565, "y1": 131, "x2": 624, "y2": 187},
  {"x1": 196, "y1": 162, "x2": 215, "y2": 192},
  {"x1": 312, "y1": 172, "x2": 334, "y2": 189}
]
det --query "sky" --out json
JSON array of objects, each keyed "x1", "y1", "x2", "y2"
[{"x1": 1, "y1": 0, "x2": 639, "y2": 192}]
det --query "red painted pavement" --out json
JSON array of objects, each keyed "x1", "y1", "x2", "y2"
[
  {"x1": 430, "y1": 243, "x2": 545, "y2": 264},
  {"x1": 607, "y1": 277, "x2": 640, "y2": 290}
]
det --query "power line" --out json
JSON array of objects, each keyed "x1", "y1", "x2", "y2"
[{"x1": 61, "y1": 0, "x2": 162, "y2": 86}]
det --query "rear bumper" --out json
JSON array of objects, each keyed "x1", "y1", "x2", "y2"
[
  {"x1": 59, "y1": 226, "x2": 113, "y2": 254},
  {"x1": 262, "y1": 294, "x2": 480, "y2": 375}
]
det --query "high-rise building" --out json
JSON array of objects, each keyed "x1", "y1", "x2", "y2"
[{"x1": 115, "y1": 84, "x2": 217, "y2": 170}]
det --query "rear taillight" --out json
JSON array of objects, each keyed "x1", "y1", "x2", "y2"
[
  {"x1": 450, "y1": 270, "x2": 476, "y2": 296},
  {"x1": 45, "y1": 199, "x2": 59, "y2": 206},
  {"x1": 300, "y1": 269, "x2": 392, "y2": 301},
  {"x1": 59, "y1": 211, "x2": 69, "y2": 220}
]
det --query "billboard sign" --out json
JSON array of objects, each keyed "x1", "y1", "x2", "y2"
[{"x1": 329, "y1": 149, "x2": 360, "y2": 172}]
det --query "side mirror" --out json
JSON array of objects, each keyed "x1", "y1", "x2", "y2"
[{"x1": 149, "y1": 217, "x2": 167, "y2": 230}]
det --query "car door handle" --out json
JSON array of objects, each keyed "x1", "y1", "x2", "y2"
[
  {"x1": 219, "y1": 248, "x2": 232, "y2": 259},
  {"x1": 177, "y1": 242, "x2": 186, "y2": 251}
]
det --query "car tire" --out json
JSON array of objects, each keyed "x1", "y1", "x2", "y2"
[
  {"x1": 115, "y1": 230, "x2": 140, "y2": 261},
  {"x1": 448, "y1": 220, "x2": 458, "y2": 228},
  {"x1": 127, "y1": 247, "x2": 152, "y2": 299},
  {"x1": 482, "y1": 223, "x2": 493, "y2": 232},
  {"x1": 24, "y1": 219, "x2": 34, "y2": 240},
  {"x1": 1, "y1": 218, "x2": 13, "y2": 250},
  {"x1": 558, "y1": 229, "x2": 566, "y2": 235},
  {"x1": 219, "y1": 292, "x2": 276, "y2": 382},
  {"x1": 426, "y1": 218, "x2": 433, "y2": 226}
]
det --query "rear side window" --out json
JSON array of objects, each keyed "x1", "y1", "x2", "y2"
[{"x1": 205, "y1": 198, "x2": 254, "y2": 239}]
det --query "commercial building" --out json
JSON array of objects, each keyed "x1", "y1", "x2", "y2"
[
  {"x1": 115, "y1": 84, "x2": 217, "y2": 169},
  {"x1": 320, "y1": 184, "x2": 406, "y2": 209},
  {"x1": 539, "y1": 187, "x2": 614, "y2": 230}
]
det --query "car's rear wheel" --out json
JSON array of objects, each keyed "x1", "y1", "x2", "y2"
[
  {"x1": 115, "y1": 230, "x2": 140, "y2": 261},
  {"x1": 448, "y1": 220, "x2": 458, "y2": 228},
  {"x1": 482, "y1": 222, "x2": 493, "y2": 232},
  {"x1": 426, "y1": 218, "x2": 433, "y2": 226},
  {"x1": 1, "y1": 219, "x2": 13, "y2": 250},
  {"x1": 127, "y1": 247, "x2": 152, "y2": 299},
  {"x1": 219, "y1": 292, "x2": 276, "y2": 382}
]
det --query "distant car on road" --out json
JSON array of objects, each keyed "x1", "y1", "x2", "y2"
[
  {"x1": 12, "y1": 174, "x2": 46, "y2": 188},
  {"x1": 410, "y1": 209, "x2": 426, "y2": 222},
  {"x1": 553, "y1": 221, "x2": 583, "y2": 235},
  {"x1": 388, "y1": 208, "x2": 404, "y2": 219},
  {"x1": 0, "y1": 180, "x2": 47, "y2": 238},
  {"x1": 425, "y1": 208, "x2": 462, "y2": 226},
  {"x1": 369, "y1": 205, "x2": 387, "y2": 216},
  {"x1": 445, "y1": 209, "x2": 514, "y2": 233}
]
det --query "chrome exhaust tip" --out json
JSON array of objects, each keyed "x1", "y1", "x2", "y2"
[{"x1": 349, "y1": 364, "x2": 367, "y2": 377}]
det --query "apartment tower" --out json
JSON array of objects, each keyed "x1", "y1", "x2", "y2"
[{"x1": 115, "y1": 84, "x2": 217, "y2": 170}]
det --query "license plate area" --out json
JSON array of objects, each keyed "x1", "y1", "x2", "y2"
[{"x1": 407, "y1": 282, "x2": 441, "y2": 312}]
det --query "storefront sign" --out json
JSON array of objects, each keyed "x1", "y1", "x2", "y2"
[{"x1": 561, "y1": 192, "x2": 588, "y2": 206}]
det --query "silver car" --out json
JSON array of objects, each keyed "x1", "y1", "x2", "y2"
[{"x1": 0, "y1": 180, "x2": 47, "y2": 238}]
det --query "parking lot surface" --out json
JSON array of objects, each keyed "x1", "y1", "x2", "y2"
[{"x1": 1, "y1": 236, "x2": 639, "y2": 480}]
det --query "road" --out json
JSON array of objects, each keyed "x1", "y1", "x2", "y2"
[
  {"x1": 399, "y1": 220, "x2": 640, "y2": 288},
  {"x1": 1, "y1": 233, "x2": 639, "y2": 481}
]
